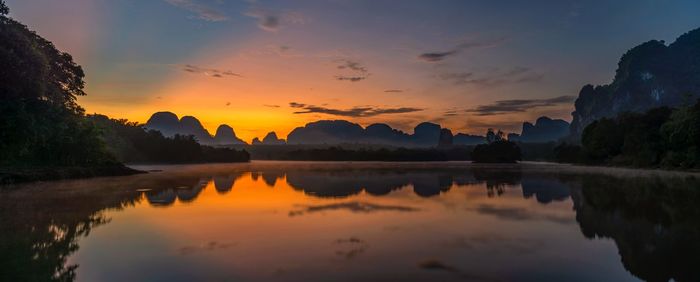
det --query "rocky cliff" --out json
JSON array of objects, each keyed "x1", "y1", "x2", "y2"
[{"x1": 571, "y1": 28, "x2": 700, "y2": 137}]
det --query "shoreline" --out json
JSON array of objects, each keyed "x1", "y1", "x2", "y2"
[
  {"x1": 3, "y1": 160, "x2": 699, "y2": 186},
  {"x1": 0, "y1": 165, "x2": 145, "y2": 185}
]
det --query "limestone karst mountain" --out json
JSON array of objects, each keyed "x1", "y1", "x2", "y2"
[
  {"x1": 570, "y1": 27, "x2": 700, "y2": 137},
  {"x1": 145, "y1": 112, "x2": 246, "y2": 145},
  {"x1": 508, "y1": 117, "x2": 570, "y2": 143}
]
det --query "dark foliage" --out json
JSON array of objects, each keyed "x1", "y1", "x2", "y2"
[
  {"x1": 564, "y1": 100, "x2": 700, "y2": 168},
  {"x1": 87, "y1": 115, "x2": 249, "y2": 164},
  {"x1": 263, "y1": 146, "x2": 472, "y2": 161},
  {"x1": 571, "y1": 27, "x2": 700, "y2": 137},
  {"x1": 0, "y1": 2, "x2": 115, "y2": 167},
  {"x1": 574, "y1": 175, "x2": 700, "y2": 281},
  {"x1": 471, "y1": 140, "x2": 521, "y2": 163},
  {"x1": 553, "y1": 143, "x2": 585, "y2": 163}
]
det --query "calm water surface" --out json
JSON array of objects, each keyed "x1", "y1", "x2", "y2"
[{"x1": 1, "y1": 161, "x2": 699, "y2": 282}]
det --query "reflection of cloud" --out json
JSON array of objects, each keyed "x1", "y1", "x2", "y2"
[
  {"x1": 288, "y1": 102, "x2": 423, "y2": 117},
  {"x1": 164, "y1": 0, "x2": 228, "y2": 22},
  {"x1": 334, "y1": 237, "x2": 367, "y2": 259},
  {"x1": 466, "y1": 95, "x2": 575, "y2": 116},
  {"x1": 475, "y1": 204, "x2": 573, "y2": 224},
  {"x1": 178, "y1": 241, "x2": 234, "y2": 255},
  {"x1": 289, "y1": 201, "x2": 419, "y2": 216},
  {"x1": 418, "y1": 37, "x2": 506, "y2": 62},
  {"x1": 418, "y1": 259, "x2": 503, "y2": 281},
  {"x1": 438, "y1": 67, "x2": 543, "y2": 87},
  {"x1": 180, "y1": 64, "x2": 242, "y2": 78}
]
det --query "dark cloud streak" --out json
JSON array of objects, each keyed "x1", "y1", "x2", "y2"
[
  {"x1": 466, "y1": 95, "x2": 575, "y2": 116},
  {"x1": 418, "y1": 37, "x2": 506, "y2": 62},
  {"x1": 289, "y1": 102, "x2": 422, "y2": 117},
  {"x1": 181, "y1": 64, "x2": 242, "y2": 78}
]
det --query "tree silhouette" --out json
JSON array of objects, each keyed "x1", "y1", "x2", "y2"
[{"x1": 0, "y1": 0, "x2": 114, "y2": 166}]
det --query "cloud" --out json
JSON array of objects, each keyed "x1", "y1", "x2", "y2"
[
  {"x1": 289, "y1": 102, "x2": 423, "y2": 117},
  {"x1": 263, "y1": 104, "x2": 281, "y2": 108},
  {"x1": 384, "y1": 89, "x2": 404, "y2": 93},
  {"x1": 245, "y1": 9, "x2": 306, "y2": 32},
  {"x1": 335, "y1": 59, "x2": 369, "y2": 82},
  {"x1": 164, "y1": 0, "x2": 228, "y2": 22},
  {"x1": 466, "y1": 95, "x2": 575, "y2": 116},
  {"x1": 438, "y1": 66, "x2": 543, "y2": 87},
  {"x1": 335, "y1": 76, "x2": 366, "y2": 82},
  {"x1": 289, "y1": 201, "x2": 419, "y2": 216},
  {"x1": 418, "y1": 37, "x2": 505, "y2": 62},
  {"x1": 337, "y1": 60, "x2": 367, "y2": 73},
  {"x1": 418, "y1": 51, "x2": 458, "y2": 62},
  {"x1": 180, "y1": 64, "x2": 242, "y2": 78}
]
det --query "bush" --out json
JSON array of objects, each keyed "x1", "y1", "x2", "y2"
[{"x1": 471, "y1": 140, "x2": 521, "y2": 163}]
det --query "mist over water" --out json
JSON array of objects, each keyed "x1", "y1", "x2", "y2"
[{"x1": 1, "y1": 162, "x2": 698, "y2": 282}]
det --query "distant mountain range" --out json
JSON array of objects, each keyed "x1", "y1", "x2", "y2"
[
  {"x1": 509, "y1": 117, "x2": 570, "y2": 143},
  {"x1": 145, "y1": 112, "x2": 246, "y2": 145},
  {"x1": 144, "y1": 112, "x2": 493, "y2": 147},
  {"x1": 285, "y1": 120, "x2": 483, "y2": 147},
  {"x1": 145, "y1": 111, "x2": 578, "y2": 146},
  {"x1": 570, "y1": 27, "x2": 700, "y2": 136}
]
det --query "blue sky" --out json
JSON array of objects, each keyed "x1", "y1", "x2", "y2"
[{"x1": 6, "y1": 0, "x2": 700, "y2": 140}]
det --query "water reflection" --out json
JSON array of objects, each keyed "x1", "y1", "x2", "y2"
[{"x1": 1, "y1": 163, "x2": 699, "y2": 281}]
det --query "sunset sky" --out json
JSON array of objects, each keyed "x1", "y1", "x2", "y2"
[{"x1": 7, "y1": 0, "x2": 700, "y2": 142}]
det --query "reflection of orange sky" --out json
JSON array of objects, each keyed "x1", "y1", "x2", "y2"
[{"x1": 72, "y1": 169, "x2": 582, "y2": 281}]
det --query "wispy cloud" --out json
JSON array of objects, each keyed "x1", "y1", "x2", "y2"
[
  {"x1": 384, "y1": 89, "x2": 404, "y2": 93},
  {"x1": 164, "y1": 0, "x2": 228, "y2": 22},
  {"x1": 335, "y1": 76, "x2": 367, "y2": 82},
  {"x1": 289, "y1": 102, "x2": 422, "y2": 117},
  {"x1": 418, "y1": 37, "x2": 506, "y2": 62},
  {"x1": 438, "y1": 67, "x2": 543, "y2": 87},
  {"x1": 466, "y1": 95, "x2": 575, "y2": 116},
  {"x1": 180, "y1": 64, "x2": 242, "y2": 78},
  {"x1": 245, "y1": 8, "x2": 306, "y2": 32},
  {"x1": 335, "y1": 59, "x2": 369, "y2": 82}
]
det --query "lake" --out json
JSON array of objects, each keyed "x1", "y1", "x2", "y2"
[{"x1": 1, "y1": 161, "x2": 698, "y2": 282}]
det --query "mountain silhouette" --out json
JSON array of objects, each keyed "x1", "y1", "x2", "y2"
[
  {"x1": 286, "y1": 120, "x2": 469, "y2": 147},
  {"x1": 145, "y1": 112, "x2": 246, "y2": 145},
  {"x1": 262, "y1": 132, "x2": 286, "y2": 145},
  {"x1": 509, "y1": 116, "x2": 570, "y2": 143},
  {"x1": 214, "y1": 125, "x2": 246, "y2": 145},
  {"x1": 571, "y1": 27, "x2": 700, "y2": 137},
  {"x1": 453, "y1": 133, "x2": 486, "y2": 145}
]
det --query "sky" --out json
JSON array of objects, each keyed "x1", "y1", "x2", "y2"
[{"x1": 6, "y1": 0, "x2": 700, "y2": 142}]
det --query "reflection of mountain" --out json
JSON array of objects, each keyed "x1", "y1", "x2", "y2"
[
  {"x1": 213, "y1": 174, "x2": 245, "y2": 194},
  {"x1": 284, "y1": 170, "x2": 462, "y2": 198},
  {"x1": 572, "y1": 176, "x2": 700, "y2": 282},
  {"x1": 520, "y1": 179, "x2": 570, "y2": 204},
  {"x1": 4, "y1": 165, "x2": 697, "y2": 282},
  {"x1": 286, "y1": 120, "x2": 479, "y2": 147}
]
